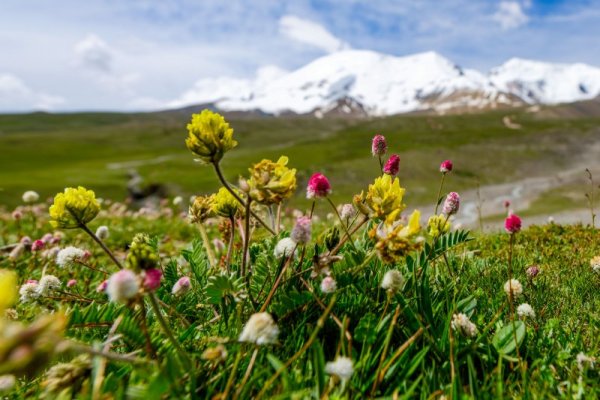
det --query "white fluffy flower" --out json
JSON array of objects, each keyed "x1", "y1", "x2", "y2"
[
  {"x1": 22, "y1": 190, "x2": 39, "y2": 203},
  {"x1": 106, "y1": 270, "x2": 139, "y2": 303},
  {"x1": 173, "y1": 196, "x2": 183, "y2": 206},
  {"x1": 381, "y1": 270, "x2": 404, "y2": 293},
  {"x1": 274, "y1": 238, "x2": 297, "y2": 259},
  {"x1": 37, "y1": 275, "x2": 61, "y2": 296},
  {"x1": 517, "y1": 303, "x2": 535, "y2": 319},
  {"x1": 96, "y1": 225, "x2": 110, "y2": 240},
  {"x1": 451, "y1": 313, "x2": 478, "y2": 338},
  {"x1": 239, "y1": 312, "x2": 279, "y2": 345},
  {"x1": 503, "y1": 279, "x2": 523, "y2": 299},
  {"x1": 325, "y1": 356, "x2": 354, "y2": 381},
  {"x1": 56, "y1": 246, "x2": 87, "y2": 268},
  {"x1": 339, "y1": 204, "x2": 355, "y2": 221},
  {"x1": 19, "y1": 282, "x2": 40, "y2": 303},
  {"x1": 590, "y1": 256, "x2": 600, "y2": 274},
  {"x1": 320, "y1": 276, "x2": 337, "y2": 294},
  {"x1": 0, "y1": 375, "x2": 16, "y2": 392}
]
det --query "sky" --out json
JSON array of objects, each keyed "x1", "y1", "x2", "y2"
[{"x1": 0, "y1": 0, "x2": 598, "y2": 112}]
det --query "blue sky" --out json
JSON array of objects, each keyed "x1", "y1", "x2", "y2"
[{"x1": 0, "y1": 0, "x2": 598, "y2": 112}]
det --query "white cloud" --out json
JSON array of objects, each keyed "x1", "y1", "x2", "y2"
[
  {"x1": 279, "y1": 15, "x2": 350, "y2": 53},
  {"x1": 493, "y1": 1, "x2": 529, "y2": 30},
  {"x1": 75, "y1": 34, "x2": 113, "y2": 73},
  {"x1": 0, "y1": 73, "x2": 65, "y2": 111}
]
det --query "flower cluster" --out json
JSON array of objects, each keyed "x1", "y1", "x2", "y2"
[
  {"x1": 211, "y1": 187, "x2": 242, "y2": 218},
  {"x1": 451, "y1": 313, "x2": 478, "y2": 338},
  {"x1": 247, "y1": 156, "x2": 297, "y2": 205},
  {"x1": 239, "y1": 312, "x2": 279, "y2": 345},
  {"x1": 427, "y1": 214, "x2": 450, "y2": 237},
  {"x1": 188, "y1": 195, "x2": 214, "y2": 223},
  {"x1": 373, "y1": 210, "x2": 421, "y2": 263},
  {"x1": 185, "y1": 110, "x2": 237, "y2": 164},
  {"x1": 361, "y1": 174, "x2": 406, "y2": 224},
  {"x1": 49, "y1": 187, "x2": 100, "y2": 229}
]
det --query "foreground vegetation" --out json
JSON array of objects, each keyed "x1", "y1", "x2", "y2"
[{"x1": 0, "y1": 110, "x2": 598, "y2": 399}]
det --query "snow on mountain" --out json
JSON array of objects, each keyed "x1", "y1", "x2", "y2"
[
  {"x1": 489, "y1": 58, "x2": 600, "y2": 105},
  {"x1": 168, "y1": 51, "x2": 600, "y2": 116}
]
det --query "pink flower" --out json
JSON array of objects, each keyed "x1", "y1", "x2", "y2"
[
  {"x1": 96, "y1": 280, "x2": 108, "y2": 293},
  {"x1": 20, "y1": 236, "x2": 32, "y2": 245},
  {"x1": 371, "y1": 135, "x2": 387, "y2": 157},
  {"x1": 505, "y1": 214, "x2": 522, "y2": 234},
  {"x1": 291, "y1": 216, "x2": 312, "y2": 244},
  {"x1": 526, "y1": 265, "x2": 540, "y2": 278},
  {"x1": 383, "y1": 154, "x2": 400, "y2": 176},
  {"x1": 41, "y1": 233, "x2": 54, "y2": 244},
  {"x1": 320, "y1": 276, "x2": 337, "y2": 294},
  {"x1": 12, "y1": 210, "x2": 23, "y2": 220},
  {"x1": 439, "y1": 160, "x2": 453, "y2": 173},
  {"x1": 82, "y1": 250, "x2": 92, "y2": 261},
  {"x1": 26, "y1": 279, "x2": 38, "y2": 284},
  {"x1": 306, "y1": 173, "x2": 331, "y2": 199},
  {"x1": 67, "y1": 279, "x2": 77, "y2": 287},
  {"x1": 172, "y1": 276, "x2": 191, "y2": 295},
  {"x1": 143, "y1": 268, "x2": 162, "y2": 291},
  {"x1": 31, "y1": 239, "x2": 45, "y2": 252},
  {"x1": 442, "y1": 192, "x2": 460, "y2": 215}
]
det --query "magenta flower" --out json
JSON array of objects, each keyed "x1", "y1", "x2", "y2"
[
  {"x1": 291, "y1": 216, "x2": 312, "y2": 244},
  {"x1": 383, "y1": 154, "x2": 400, "y2": 176},
  {"x1": 31, "y1": 239, "x2": 45, "y2": 252},
  {"x1": 526, "y1": 265, "x2": 540, "y2": 278},
  {"x1": 306, "y1": 173, "x2": 331, "y2": 199},
  {"x1": 143, "y1": 268, "x2": 162, "y2": 291},
  {"x1": 67, "y1": 279, "x2": 77, "y2": 287},
  {"x1": 96, "y1": 280, "x2": 108, "y2": 293},
  {"x1": 439, "y1": 160, "x2": 453, "y2": 173},
  {"x1": 442, "y1": 192, "x2": 460, "y2": 215},
  {"x1": 371, "y1": 135, "x2": 387, "y2": 157},
  {"x1": 505, "y1": 214, "x2": 522, "y2": 234}
]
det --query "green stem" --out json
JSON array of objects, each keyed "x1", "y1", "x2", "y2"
[
  {"x1": 327, "y1": 197, "x2": 357, "y2": 251},
  {"x1": 199, "y1": 223, "x2": 217, "y2": 269},
  {"x1": 242, "y1": 199, "x2": 252, "y2": 278},
  {"x1": 434, "y1": 173, "x2": 447, "y2": 216},
  {"x1": 226, "y1": 216, "x2": 235, "y2": 273},
  {"x1": 79, "y1": 223, "x2": 123, "y2": 269}
]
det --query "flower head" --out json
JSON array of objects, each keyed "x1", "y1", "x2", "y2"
[
  {"x1": 381, "y1": 270, "x2": 404, "y2": 294},
  {"x1": 172, "y1": 276, "x2": 191, "y2": 295},
  {"x1": 19, "y1": 282, "x2": 40, "y2": 303},
  {"x1": 325, "y1": 357, "x2": 354, "y2": 382},
  {"x1": 339, "y1": 204, "x2": 355, "y2": 221},
  {"x1": 37, "y1": 275, "x2": 61, "y2": 296},
  {"x1": 22, "y1": 191, "x2": 40, "y2": 203},
  {"x1": 0, "y1": 375, "x2": 16, "y2": 392},
  {"x1": 291, "y1": 216, "x2": 311, "y2": 244},
  {"x1": 247, "y1": 156, "x2": 297, "y2": 205},
  {"x1": 451, "y1": 313, "x2": 478, "y2": 338},
  {"x1": 526, "y1": 265, "x2": 540, "y2": 278},
  {"x1": 143, "y1": 268, "x2": 162, "y2": 291},
  {"x1": 67, "y1": 279, "x2": 77, "y2": 288},
  {"x1": 442, "y1": 192, "x2": 460, "y2": 215},
  {"x1": 239, "y1": 312, "x2": 279, "y2": 345},
  {"x1": 49, "y1": 186, "x2": 100, "y2": 229},
  {"x1": 364, "y1": 174, "x2": 406, "y2": 224},
  {"x1": 440, "y1": 160, "x2": 453, "y2": 173},
  {"x1": 96, "y1": 280, "x2": 108, "y2": 293},
  {"x1": 126, "y1": 235, "x2": 159, "y2": 271},
  {"x1": 96, "y1": 226, "x2": 109, "y2": 240},
  {"x1": 106, "y1": 270, "x2": 139, "y2": 303},
  {"x1": 383, "y1": 154, "x2": 400, "y2": 176},
  {"x1": 371, "y1": 135, "x2": 387, "y2": 157},
  {"x1": 12, "y1": 210, "x2": 22, "y2": 220},
  {"x1": 31, "y1": 239, "x2": 45, "y2": 252},
  {"x1": 320, "y1": 276, "x2": 337, "y2": 294},
  {"x1": 185, "y1": 109, "x2": 237, "y2": 164},
  {"x1": 274, "y1": 238, "x2": 297, "y2": 259},
  {"x1": 373, "y1": 210, "x2": 421, "y2": 263},
  {"x1": 427, "y1": 214, "x2": 450, "y2": 237},
  {"x1": 517, "y1": 303, "x2": 535, "y2": 319},
  {"x1": 211, "y1": 187, "x2": 242, "y2": 218},
  {"x1": 306, "y1": 173, "x2": 331, "y2": 199},
  {"x1": 56, "y1": 246, "x2": 87, "y2": 268},
  {"x1": 188, "y1": 194, "x2": 214, "y2": 223},
  {"x1": 505, "y1": 214, "x2": 522, "y2": 234},
  {"x1": 504, "y1": 279, "x2": 523, "y2": 299}
]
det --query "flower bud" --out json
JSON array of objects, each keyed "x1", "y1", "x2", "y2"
[
  {"x1": 442, "y1": 192, "x2": 460, "y2": 215},
  {"x1": 172, "y1": 276, "x2": 191, "y2": 295},
  {"x1": 306, "y1": 173, "x2": 331, "y2": 199},
  {"x1": 143, "y1": 268, "x2": 162, "y2": 291},
  {"x1": 320, "y1": 276, "x2": 337, "y2": 294},
  {"x1": 31, "y1": 240, "x2": 45, "y2": 252},
  {"x1": 371, "y1": 135, "x2": 387, "y2": 157},
  {"x1": 439, "y1": 160, "x2": 453, "y2": 173},
  {"x1": 22, "y1": 191, "x2": 40, "y2": 203},
  {"x1": 95, "y1": 226, "x2": 109, "y2": 240},
  {"x1": 504, "y1": 214, "x2": 522, "y2": 234},
  {"x1": 106, "y1": 270, "x2": 139, "y2": 303},
  {"x1": 383, "y1": 154, "x2": 400, "y2": 176}
]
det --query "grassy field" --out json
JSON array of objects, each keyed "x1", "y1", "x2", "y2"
[{"x1": 1, "y1": 106, "x2": 599, "y2": 220}]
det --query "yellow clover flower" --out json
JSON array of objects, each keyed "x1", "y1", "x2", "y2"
[
  {"x1": 364, "y1": 174, "x2": 406, "y2": 224},
  {"x1": 189, "y1": 194, "x2": 215, "y2": 223},
  {"x1": 49, "y1": 186, "x2": 100, "y2": 229},
  {"x1": 212, "y1": 187, "x2": 242, "y2": 218},
  {"x1": 427, "y1": 214, "x2": 451, "y2": 237},
  {"x1": 0, "y1": 270, "x2": 17, "y2": 313},
  {"x1": 373, "y1": 210, "x2": 422, "y2": 263},
  {"x1": 247, "y1": 156, "x2": 297, "y2": 205},
  {"x1": 185, "y1": 110, "x2": 238, "y2": 164}
]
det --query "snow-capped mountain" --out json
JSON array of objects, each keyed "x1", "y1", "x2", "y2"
[{"x1": 168, "y1": 50, "x2": 600, "y2": 116}]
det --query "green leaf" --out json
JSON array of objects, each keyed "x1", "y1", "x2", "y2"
[
  {"x1": 493, "y1": 321, "x2": 526, "y2": 355},
  {"x1": 354, "y1": 313, "x2": 378, "y2": 345}
]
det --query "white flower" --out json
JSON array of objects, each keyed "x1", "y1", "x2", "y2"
[
  {"x1": 320, "y1": 276, "x2": 337, "y2": 294},
  {"x1": 503, "y1": 279, "x2": 523, "y2": 299},
  {"x1": 590, "y1": 256, "x2": 600, "y2": 274},
  {"x1": 19, "y1": 282, "x2": 40, "y2": 303},
  {"x1": 517, "y1": 303, "x2": 535, "y2": 319},
  {"x1": 106, "y1": 270, "x2": 139, "y2": 303},
  {"x1": 37, "y1": 275, "x2": 61, "y2": 296},
  {"x1": 576, "y1": 352, "x2": 596, "y2": 371},
  {"x1": 56, "y1": 246, "x2": 87, "y2": 268},
  {"x1": 96, "y1": 225, "x2": 110, "y2": 240},
  {"x1": 274, "y1": 238, "x2": 297, "y2": 259},
  {"x1": 0, "y1": 375, "x2": 16, "y2": 392},
  {"x1": 172, "y1": 276, "x2": 191, "y2": 295},
  {"x1": 22, "y1": 190, "x2": 39, "y2": 203},
  {"x1": 381, "y1": 270, "x2": 404, "y2": 293},
  {"x1": 451, "y1": 313, "x2": 478, "y2": 338},
  {"x1": 239, "y1": 312, "x2": 279, "y2": 345},
  {"x1": 173, "y1": 196, "x2": 183, "y2": 206},
  {"x1": 339, "y1": 204, "x2": 355, "y2": 221},
  {"x1": 325, "y1": 356, "x2": 354, "y2": 381}
]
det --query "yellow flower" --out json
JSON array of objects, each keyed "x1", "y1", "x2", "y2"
[
  {"x1": 127, "y1": 235, "x2": 159, "y2": 271},
  {"x1": 49, "y1": 186, "x2": 100, "y2": 229},
  {"x1": 185, "y1": 110, "x2": 238, "y2": 164},
  {"x1": 247, "y1": 156, "x2": 297, "y2": 205},
  {"x1": 364, "y1": 174, "x2": 406, "y2": 224},
  {"x1": 373, "y1": 210, "x2": 422, "y2": 263},
  {"x1": 212, "y1": 187, "x2": 242, "y2": 218},
  {"x1": 189, "y1": 195, "x2": 215, "y2": 223},
  {"x1": 0, "y1": 270, "x2": 17, "y2": 313},
  {"x1": 427, "y1": 214, "x2": 451, "y2": 237}
]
